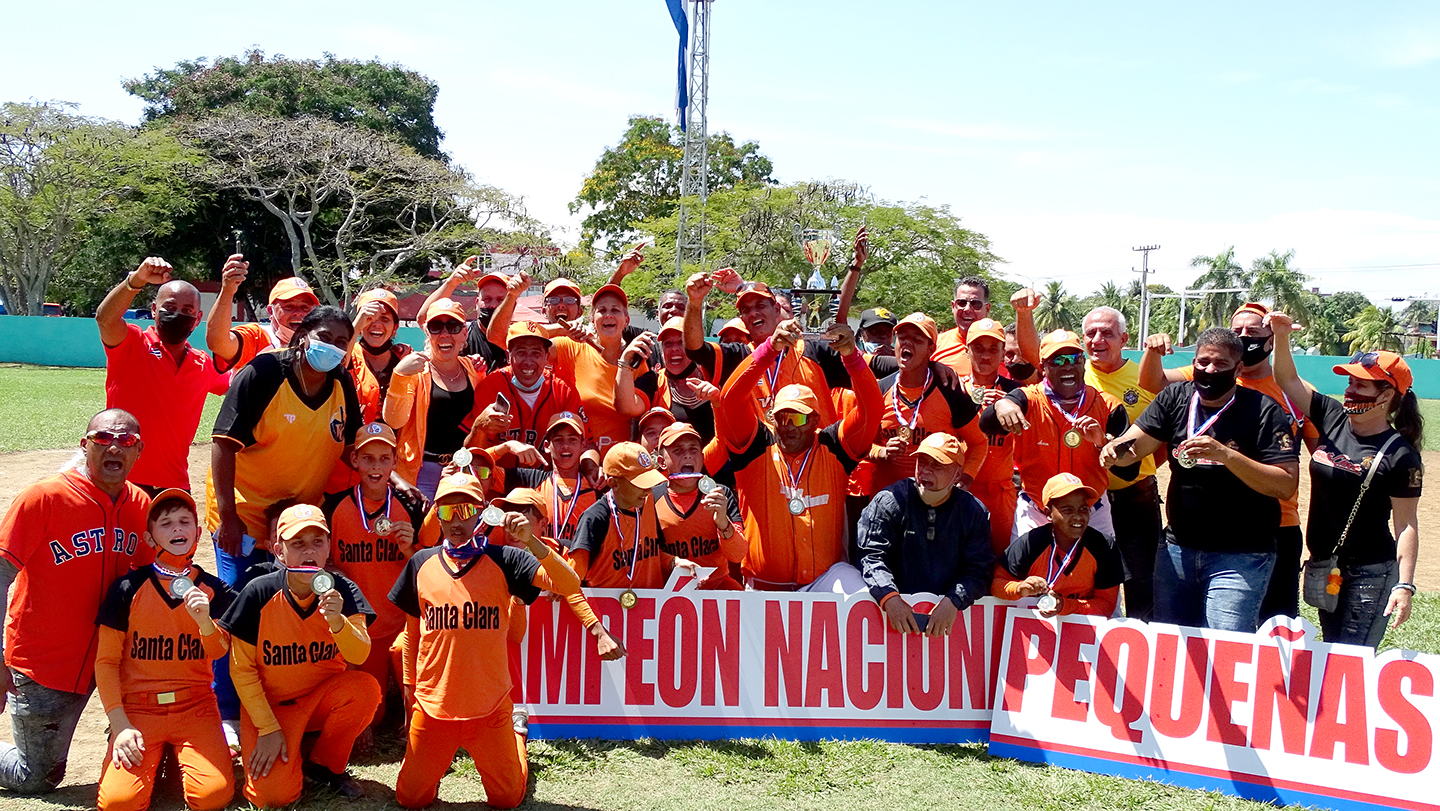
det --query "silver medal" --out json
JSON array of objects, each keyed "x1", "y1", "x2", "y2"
[
  {"x1": 170, "y1": 576, "x2": 194, "y2": 599},
  {"x1": 482, "y1": 505, "x2": 506, "y2": 526},
  {"x1": 1176, "y1": 450, "x2": 1198, "y2": 469},
  {"x1": 697, "y1": 476, "x2": 716, "y2": 494},
  {"x1": 970, "y1": 387, "x2": 987, "y2": 405},
  {"x1": 311, "y1": 571, "x2": 335, "y2": 594},
  {"x1": 788, "y1": 497, "x2": 807, "y2": 516},
  {"x1": 1037, "y1": 593, "x2": 1060, "y2": 613},
  {"x1": 452, "y1": 448, "x2": 473, "y2": 468}
]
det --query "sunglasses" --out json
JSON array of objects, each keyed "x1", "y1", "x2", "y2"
[
  {"x1": 426, "y1": 319, "x2": 466, "y2": 335},
  {"x1": 436, "y1": 503, "x2": 479, "y2": 521},
  {"x1": 1349, "y1": 351, "x2": 1398, "y2": 386},
  {"x1": 953, "y1": 298, "x2": 987, "y2": 310},
  {"x1": 774, "y1": 412, "x2": 811, "y2": 427},
  {"x1": 1046, "y1": 353, "x2": 1084, "y2": 367},
  {"x1": 545, "y1": 296, "x2": 580, "y2": 306},
  {"x1": 86, "y1": 430, "x2": 141, "y2": 447}
]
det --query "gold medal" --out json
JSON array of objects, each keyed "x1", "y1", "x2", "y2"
[
  {"x1": 311, "y1": 571, "x2": 335, "y2": 594},
  {"x1": 1063, "y1": 429, "x2": 1082, "y2": 448},
  {"x1": 170, "y1": 575, "x2": 194, "y2": 599},
  {"x1": 897, "y1": 425, "x2": 913, "y2": 442},
  {"x1": 374, "y1": 517, "x2": 393, "y2": 537},
  {"x1": 619, "y1": 589, "x2": 639, "y2": 609},
  {"x1": 788, "y1": 497, "x2": 807, "y2": 516}
]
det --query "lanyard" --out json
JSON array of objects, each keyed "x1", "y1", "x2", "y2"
[
  {"x1": 1279, "y1": 390, "x2": 1304, "y2": 429},
  {"x1": 551, "y1": 474, "x2": 585, "y2": 540},
  {"x1": 607, "y1": 491, "x2": 644, "y2": 581},
  {"x1": 777, "y1": 443, "x2": 816, "y2": 499},
  {"x1": 764, "y1": 348, "x2": 789, "y2": 397},
  {"x1": 1042, "y1": 380, "x2": 1088, "y2": 429},
  {"x1": 1045, "y1": 535, "x2": 1085, "y2": 588},
  {"x1": 1186, "y1": 391, "x2": 1235, "y2": 440},
  {"x1": 890, "y1": 369, "x2": 932, "y2": 434},
  {"x1": 152, "y1": 561, "x2": 190, "y2": 579},
  {"x1": 354, "y1": 485, "x2": 393, "y2": 533}
]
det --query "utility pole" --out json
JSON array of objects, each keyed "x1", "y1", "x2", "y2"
[
  {"x1": 675, "y1": 0, "x2": 713, "y2": 277},
  {"x1": 1132, "y1": 245, "x2": 1160, "y2": 346}
]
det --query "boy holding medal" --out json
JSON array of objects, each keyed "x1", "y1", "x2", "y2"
[
  {"x1": 94, "y1": 489, "x2": 236, "y2": 811},
  {"x1": 654, "y1": 423, "x2": 747, "y2": 590},
  {"x1": 992, "y1": 473, "x2": 1126, "y2": 617},
  {"x1": 217, "y1": 505, "x2": 380, "y2": 806}
]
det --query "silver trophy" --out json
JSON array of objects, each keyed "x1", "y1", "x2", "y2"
[{"x1": 791, "y1": 228, "x2": 842, "y2": 340}]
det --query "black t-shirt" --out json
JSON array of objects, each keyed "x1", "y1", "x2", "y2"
[
  {"x1": 635, "y1": 369, "x2": 717, "y2": 443},
  {"x1": 1134, "y1": 382, "x2": 1298, "y2": 553},
  {"x1": 1304, "y1": 392, "x2": 1423, "y2": 565},
  {"x1": 463, "y1": 320, "x2": 507, "y2": 372},
  {"x1": 424, "y1": 379, "x2": 474, "y2": 455}
]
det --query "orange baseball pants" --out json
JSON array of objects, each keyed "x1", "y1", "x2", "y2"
[
  {"x1": 394, "y1": 702, "x2": 527, "y2": 809},
  {"x1": 970, "y1": 478, "x2": 1018, "y2": 557},
  {"x1": 357, "y1": 629, "x2": 402, "y2": 726},
  {"x1": 97, "y1": 693, "x2": 233, "y2": 811},
  {"x1": 239, "y1": 670, "x2": 381, "y2": 807}
]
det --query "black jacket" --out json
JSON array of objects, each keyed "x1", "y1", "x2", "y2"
[{"x1": 857, "y1": 479, "x2": 994, "y2": 609}]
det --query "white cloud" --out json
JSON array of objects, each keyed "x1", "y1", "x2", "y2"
[
  {"x1": 1381, "y1": 29, "x2": 1440, "y2": 67},
  {"x1": 888, "y1": 118, "x2": 1049, "y2": 141}
]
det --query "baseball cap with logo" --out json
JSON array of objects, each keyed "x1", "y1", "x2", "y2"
[
  {"x1": 492, "y1": 487, "x2": 549, "y2": 519},
  {"x1": 895, "y1": 312, "x2": 939, "y2": 346},
  {"x1": 965, "y1": 318, "x2": 1005, "y2": 344},
  {"x1": 423, "y1": 297, "x2": 468, "y2": 327},
  {"x1": 476, "y1": 272, "x2": 508, "y2": 291},
  {"x1": 354, "y1": 422, "x2": 397, "y2": 451},
  {"x1": 658, "y1": 421, "x2": 702, "y2": 448},
  {"x1": 638, "y1": 406, "x2": 676, "y2": 430},
  {"x1": 277, "y1": 504, "x2": 329, "y2": 541},
  {"x1": 771, "y1": 383, "x2": 820, "y2": 415},
  {"x1": 269, "y1": 277, "x2": 320, "y2": 306},
  {"x1": 913, "y1": 432, "x2": 964, "y2": 466},
  {"x1": 859, "y1": 308, "x2": 898, "y2": 330},
  {"x1": 434, "y1": 472, "x2": 487, "y2": 505},
  {"x1": 736, "y1": 281, "x2": 778, "y2": 304},
  {"x1": 544, "y1": 411, "x2": 585, "y2": 439},
  {"x1": 544, "y1": 278, "x2": 583, "y2": 299},
  {"x1": 354, "y1": 288, "x2": 399, "y2": 318},
  {"x1": 1040, "y1": 330, "x2": 1085, "y2": 361},
  {"x1": 601, "y1": 442, "x2": 668, "y2": 489},
  {"x1": 1333, "y1": 350, "x2": 1413, "y2": 395},
  {"x1": 1042, "y1": 472, "x2": 1097, "y2": 506},
  {"x1": 507, "y1": 319, "x2": 553, "y2": 347}
]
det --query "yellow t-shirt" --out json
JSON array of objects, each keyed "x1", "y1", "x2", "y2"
[{"x1": 1084, "y1": 359, "x2": 1157, "y2": 488}]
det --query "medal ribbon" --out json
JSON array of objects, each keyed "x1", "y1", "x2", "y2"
[
  {"x1": 1279, "y1": 390, "x2": 1304, "y2": 429},
  {"x1": 606, "y1": 491, "x2": 644, "y2": 581},
  {"x1": 354, "y1": 485, "x2": 393, "y2": 534},
  {"x1": 1042, "y1": 380, "x2": 1088, "y2": 430},
  {"x1": 551, "y1": 474, "x2": 585, "y2": 540},
  {"x1": 443, "y1": 524, "x2": 491, "y2": 560},
  {"x1": 284, "y1": 565, "x2": 323, "y2": 575},
  {"x1": 777, "y1": 443, "x2": 816, "y2": 508},
  {"x1": 1045, "y1": 536, "x2": 1086, "y2": 589},
  {"x1": 889, "y1": 369, "x2": 932, "y2": 436},
  {"x1": 763, "y1": 348, "x2": 789, "y2": 406},
  {"x1": 152, "y1": 561, "x2": 190, "y2": 579},
  {"x1": 1186, "y1": 391, "x2": 1236, "y2": 442}
]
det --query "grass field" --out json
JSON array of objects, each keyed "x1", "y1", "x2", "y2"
[{"x1": 3, "y1": 363, "x2": 1438, "y2": 811}]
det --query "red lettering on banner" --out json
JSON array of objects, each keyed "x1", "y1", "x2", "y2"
[
  {"x1": 988, "y1": 604, "x2": 1008, "y2": 702},
  {"x1": 948, "y1": 606, "x2": 988, "y2": 710},
  {"x1": 765, "y1": 600, "x2": 804, "y2": 707},
  {"x1": 886, "y1": 619, "x2": 905, "y2": 708},
  {"x1": 1150, "y1": 633, "x2": 1208, "y2": 739},
  {"x1": 625, "y1": 597, "x2": 657, "y2": 705},
  {"x1": 657, "y1": 598, "x2": 698, "y2": 708},
  {"x1": 1093, "y1": 626, "x2": 1148, "y2": 742},
  {"x1": 588, "y1": 597, "x2": 621, "y2": 703},
  {"x1": 906, "y1": 632, "x2": 946, "y2": 711},
  {"x1": 700, "y1": 599, "x2": 740, "y2": 707},
  {"x1": 845, "y1": 601, "x2": 885, "y2": 710},
  {"x1": 1052, "y1": 622, "x2": 1095, "y2": 722},
  {"x1": 1250, "y1": 645, "x2": 1313, "y2": 754},
  {"x1": 805, "y1": 602, "x2": 845, "y2": 708},
  {"x1": 1001, "y1": 618, "x2": 1056, "y2": 713},
  {"x1": 1206, "y1": 641, "x2": 1253, "y2": 747},
  {"x1": 1374, "y1": 659, "x2": 1433, "y2": 774},
  {"x1": 1310, "y1": 653, "x2": 1369, "y2": 764},
  {"x1": 525, "y1": 600, "x2": 584, "y2": 704}
]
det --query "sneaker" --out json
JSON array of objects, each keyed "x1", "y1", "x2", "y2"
[
  {"x1": 222, "y1": 719, "x2": 241, "y2": 754},
  {"x1": 512, "y1": 707, "x2": 529, "y2": 738},
  {"x1": 302, "y1": 762, "x2": 364, "y2": 800}
]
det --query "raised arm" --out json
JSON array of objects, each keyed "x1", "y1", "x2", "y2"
[
  {"x1": 833, "y1": 326, "x2": 883, "y2": 460},
  {"x1": 613, "y1": 333, "x2": 656, "y2": 418},
  {"x1": 717, "y1": 334, "x2": 776, "y2": 452},
  {"x1": 1010, "y1": 288, "x2": 1042, "y2": 368},
  {"x1": 205, "y1": 255, "x2": 250, "y2": 367},
  {"x1": 97, "y1": 258, "x2": 172, "y2": 347},
  {"x1": 418, "y1": 257, "x2": 480, "y2": 325},
  {"x1": 1137, "y1": 334, "x2": 1187, "y2": 393},
  {"x1": 682, "y1": 271, "x2": 714, "y2": 351},
  {"x1": 834, "y1": 226, "x2": 868, "y2": 325},
  {"x1": 1264, "y1": 312, "x2": 1318, "y2": 420},
  {"x1": 485, "y1": 270, "x2": 530, "y2": 347}
]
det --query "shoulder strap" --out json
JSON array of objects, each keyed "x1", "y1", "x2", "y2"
[{"x1": 1334, "y1": 433, "x2": 1401, "y2": 554}]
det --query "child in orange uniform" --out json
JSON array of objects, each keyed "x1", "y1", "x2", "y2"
[
  {"x1": 390, "y1": 473, "x2": 583, "y2": 809},
  {"x1": 95, "y1": 489, "x2": 235, "y2": 811},
  {"x1": 217, "y1": 505, "x2": 380, "y2": 806}
]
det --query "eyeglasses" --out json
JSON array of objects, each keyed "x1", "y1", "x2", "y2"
[
  {"x1": 774, "y1": 412, "x2": 810, "y2": 427},
  {"x1": 1349, "y1": 351, "x2": 1398, "y2": 386},
  {"x1": 545, "y1": 296, "x2": 580, "y2": 306},
  {"x1": 1046, "y1": 353, "x2": 1084, "y2": 367},
  {"x1": 426, "y1": 319, "x2": 466, "y2": 335},
  {"x1": 470, "y1": 466, "x2": 492, "y2": 480},
  {"x1": 86, "y1": 430, "x2": 141, "y2": 447},
  {"x1": 436, "y1": 503, "x2": 479, "y2": 521},
  {"x1": 953, "y1": 299, "x2": 987, "y2": 310}
]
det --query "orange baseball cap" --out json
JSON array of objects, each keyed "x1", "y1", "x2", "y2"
[
  {"x1": 1333, "y1": 350, "x2": 1412, "y2": 395},
  {"x1": 591, "y1": 283, "x2": 629, "y2": 308},
  {"x1": 434, "y1": 472, "x2": 487, "y2": 504},
  {"x1": 658, "y1": 421, "x2": 702, "y2": 447},
  {"x1": 507, "y1": 319, "x2": 552, "y2": 347},
  {"x1": 659, "y1": 316, "x2": 685, "y2": 337},
  {"x1": 913, "y1": 432, "x2": 963, "y2": 465},
  {"x1": 476, "y1": 272, "x2": 508, "y2": 291},
  {"x1": 354, "y1": 288, "x2": 399, "y2": 317},
  {"x1": 771, "y1": 383, "x2": 820, "y2": 415},
  {"x1": 736, "y1": 281, "x2": 778, "y2": 304},
  {"x1": 544, "y1": 278, "x2": 583, "y2": 299},
  {"x1": 492, "y1": 487, "x2": 548, "y2": 519},
  {"x1": 423, "y1": 297, "x2": 468, "y2": 326},
  {"x1": 639, "y1": 406, "x2": 676, "y2": 430},
  {"x1": 146, "y1": 488, "x2": 197, "y2": 523},
  {"x1": 719, "y1": 318, "x2": 751, "y2": 341},
  {"x1": 354, "y1": 422, "x2": 397, "y2": 451},
  {"x1": 965, "y1": 317, "x2": 1005, "y2": 344},
  {"x1": 601, "y1": 442, "x2": 668, "y2": 489},
  {"x1": 544, "y1": 411, "x2": 585, "y2": 439},
  {"x1": 1232, "y1": 301, "x2": 1270, "y2": 320},
  {"x1": 1042, "y1": 472, "x2": 1097, "y2": 506},
  {"x1": 1040, "y1": 330, "x2": 1085, "y2": 360},
  {"x1": 276, "y1": 504, "x2": 329, "y2": 541},
  {"x1": 269, "y1": 277, "x2": 319, "y2": 305},
  {"x1": 896, "y1": 312, "x2": 939, "y2": 346}
]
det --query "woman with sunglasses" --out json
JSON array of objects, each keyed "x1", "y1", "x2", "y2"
[
  {"x1": 386, "y1": 298, "x2": 489, "y2": 499},
  {"x1": 1268, "y1": 313, "x2": 1424, "y2": 647}
]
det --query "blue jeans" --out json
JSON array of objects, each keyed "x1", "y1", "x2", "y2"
[
  {"x1": 211, "y1": 536, "x2": 273, "y2": 720},
  {"x1": 416, "y1": 460, "x2": 444, "y2": 501},
  {"x1": 1319, "y1": 559, "x2": 1399, "y2": 649},
  {"x1": 1154, "y1": 534, "x2": 1276, "y2": 633},
  {"x1": 0, "y1": 670, "x2": 91, "y2": 793}
]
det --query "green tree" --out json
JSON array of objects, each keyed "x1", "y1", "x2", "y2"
[
  {"x1": 1036, "y1": 280, "x2": 1080, "y2": 332},
  {"x1": 1249, "y1": 249, "x2": 1311, "y2": 323},
  {"x1": 0, "y1": 102, "x2": 197, "y2": 315},
  {"x1": 569, "y1": 115, "x2": 775, "y2": 254},
  {"x1": 1343, "y1": 305, "x2": 1405, "y2": 354},
  {"x1": 1189, "y1": 246, "x2": 1251, "y2": 330},
  {"x1": 1089, "y1": 280, "x2": 1139, "y2": 334},
  {"x1": 1321, "y1": 291, "x2": 1371, "y2": 327},
  {"x1": 1397, "y1": 298, "x2": 1437, "y2": 331}
]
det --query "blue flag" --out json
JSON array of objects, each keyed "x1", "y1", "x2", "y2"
[{"x1": 665, "y1": 0, "x2": 689, "y2": 131}]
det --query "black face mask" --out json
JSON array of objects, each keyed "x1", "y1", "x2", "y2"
[
  {"x1": 1240, "y1": 335, "x2": 1272, "y2": 367},
  {"x1": 1192, "y1": 366, "x2": 1238, "y2": 400},
  {"x1": 1005, "y1": 361, "x2": 1036, "y2": 381},
  {"x1": 476, "y1": 307, "x2": 497, "y2": 327},
  {"x1": 362, "y1": 337, "x2": 395, "y2": 355},
  {"x1": 155, "y1": 310, "x2": 197, "y2": 345}
]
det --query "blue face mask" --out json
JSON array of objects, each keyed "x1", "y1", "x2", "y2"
[
  {"x1": 860, "y1": 340, "x2": 882, "y2": 354},
  {"x1": 305, "y1": 340, "x2": 346, "y2": 373}
]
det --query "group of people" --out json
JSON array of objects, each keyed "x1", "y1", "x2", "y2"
[{"x1": 0, "y1": 241, "x2": 1424, "y2": 809}]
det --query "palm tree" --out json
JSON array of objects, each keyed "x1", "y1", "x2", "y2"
[
  {"x1": 1249, "y1": 249, "x2": 1311, "y2": 324},
  {"x1": 1036, "y1": 280, "x2": 1079, "y2": 332},
  {"x1": 1189, "y1": 246, "x2": 1251, "y2": 330},
  {"x1": 1342, "y1": 306, "x2": 1405, "y2": 354},
  {"x1": 1094, "y1": 280, "x2": 1139, "y2": 332}
]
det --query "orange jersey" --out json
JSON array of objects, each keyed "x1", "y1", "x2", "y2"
[
  {"x1": 654, "y1": 485, "x2": 745, "y2": 570},
  {"x1": 970, "y1": 377, "x2": 1026, "y2": 484},
  {"x1": 993, "y1": 525, "x2": 1124, "y2": 616},
  {"x1": 464, "y1": 369, "x2": 586, "y2": 449},
  {"x1": 853, "y1": 369, "x2": 987, "y2": 494},
  {"x1": 695, "y1": 340, "x2": 840, "y2": 427},
  {"x1": 991, "y1": 383, "x2": 1129, "y2": 503},
  {"x1": 510, "y1": 468, "x2": 599, "y2": 547},
  {"x1": 0, "y1": 469, "x2": 153, "y2": 692},
  {"x1": 324, "y1": 342, "x2": 412, "y2": 495},
  {"x1": 931, "y1": 326, "x2": 973, "y2": 376},
  {"x1": 1175, "y1": 366, "x2": 1317, "y2": 527},
  {"x1": 388, "y1": 545, "x2": 543, "y2": 720},
  {"x1": 328, "y1": 489, "x2": 417, "y2": 640},
  {"x1": 383, "y1": 355, "x2": 488, "y2": 485},
  {"x1": 217, "y1": 571, "x2": 376, "y2": 704},
  {"x1": 95, "y1": 566, "x2": 235, "y2": 703},
  {"x1": 219, "y1": 322, "x2": 284, "y2": 373},
  {"x1": 549, "y1": 337, "x2": 645, "y2": 459},
  {"x1": 569, "y1": 495, "x2": 672, "y2": 589}
]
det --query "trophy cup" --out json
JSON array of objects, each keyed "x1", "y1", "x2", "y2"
[{"x1": 792, "y1": 228, "x2": 842, "y2": 339}]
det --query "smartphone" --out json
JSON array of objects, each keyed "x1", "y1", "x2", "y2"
[
  {"x1": 495, "y1": 393, "x2": 512, "y2": 415},
  {"x1": 232, "y1": 229, "x2": 245, "y2": 257}
]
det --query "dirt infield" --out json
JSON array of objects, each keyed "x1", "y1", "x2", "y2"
[{"x1": 1, "y1": 443, "x2": 1437, "y2": 794}]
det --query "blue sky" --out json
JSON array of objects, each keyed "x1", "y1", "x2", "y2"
[{"x1": 4, "y1": 1, "x2": 1438, "y2": 305}]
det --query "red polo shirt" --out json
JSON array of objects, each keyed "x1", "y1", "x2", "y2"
[{"x1": 104, "y1": 324, "x2": 230, "y2": 489}]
